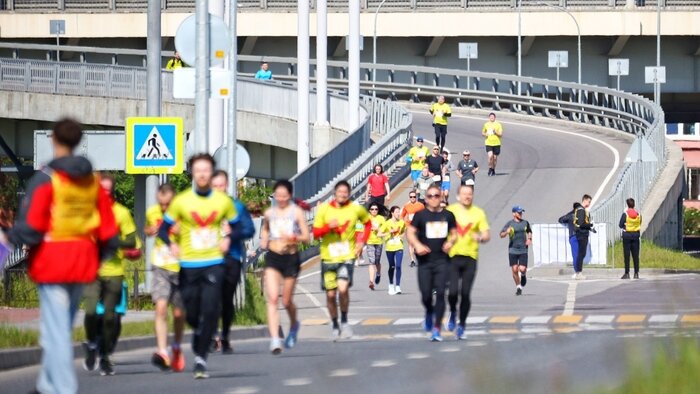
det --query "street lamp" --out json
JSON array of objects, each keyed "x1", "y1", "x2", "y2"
[
  {"x1": 536, "y1": 1, "x2": 581, "y2": 84},
  {"x1": 517, "y1": 0, "x2": 521, "y2": 95},
  {"x1": 372, "y1": 0, "x2": 388, "y2": 102}
]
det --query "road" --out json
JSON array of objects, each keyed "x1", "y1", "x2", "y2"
[{"x1": 2, "y1": 110, "x2": 699, "y2": 393}]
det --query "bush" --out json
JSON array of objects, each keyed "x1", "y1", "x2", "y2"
[
  {"x1": 684, "y1": 208, "x2": 700, "y2": 236},
  {"x1": 233, "y1": 273, "x2": 266, "y2": 326}
]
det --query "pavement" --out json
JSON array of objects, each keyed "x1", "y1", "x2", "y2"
[{"x1": 1, "y1": 109, "x2": 698, "y2": 393}]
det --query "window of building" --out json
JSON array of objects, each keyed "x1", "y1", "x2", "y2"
[
  {"x1": 683, "y1": 123, "x2": 697, "y2": 136},
  {"x1": 688, "y1": 168, "x2": 700, "y2": 201}
]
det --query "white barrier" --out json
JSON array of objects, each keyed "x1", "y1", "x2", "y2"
[{"x1": 532, "y1": 223, "x2": 608, "y2": 267}]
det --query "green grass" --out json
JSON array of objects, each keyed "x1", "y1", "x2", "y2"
[
  {"x1": 0, "y1": 324, "x2": 40, "y2": 348},
  {"x1": 233, "y1": 273, "x2": 267, "y2": 326},
  {"x1": 594, "y1": 338, "x2": 700, "y2": 394},
  {"x1": 603, "y1": 240, "x2": 700, "y2": 271}
]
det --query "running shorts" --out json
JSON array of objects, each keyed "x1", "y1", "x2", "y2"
[
  {"x1": 485, "y1": 145, "x2": 501, "y2": 156},
  {"x1": 508, "y1": 253, "x2": 528, "y2": 267},
  {"x1": 321, "y1": 260, "x2": 355, "y2": 291},
  {"x1": 151, "y1": 266, "x2": 184, "y2": 308},
  {"x1": 265, "y1": 251, "x2": 301, "y2": 278},
  {"x1": 411, "y1": 170, "x2": 421, "y2": 182},
  {"x1": 441, "y1": 181, "x2": 451, "y2": 191}
]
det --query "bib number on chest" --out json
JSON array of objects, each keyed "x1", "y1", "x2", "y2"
[
  {"x1": 191, "y1": 228, "x2": 218, "y2": 250},
  {"x1": 329, "y1": 241, "x2": 351, "y2": 258},
  {"x1": 426, "y1": 221, "x2": 448, "y2": 239}
]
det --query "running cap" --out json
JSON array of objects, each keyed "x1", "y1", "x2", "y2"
[
  {"x1": 416, "y1": 136, "x2": 424, "y2": 142},
  {"x1": 512, "y1": 205, "x2": 525, "y2": 213}
]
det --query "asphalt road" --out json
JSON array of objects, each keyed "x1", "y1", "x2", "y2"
[{"x1": 3, "y1": 111, "x2": 699, "y2": 394}]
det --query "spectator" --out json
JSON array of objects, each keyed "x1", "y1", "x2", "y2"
[
  {"x1": 572, "y1": 194, "x2": 594, "y2": 280},
  {"x1": 619, "y1": 198, "x2": 642, "y2": 279},
  {"x1": 559, "y1": 202, "x2": 582, "y2": 266},
  {"x1": 255, "y1": 62, "x2": 273, "y2": 80},
  {"x1": 166, "y1": 52, "x2": 185, "y2": 70}
]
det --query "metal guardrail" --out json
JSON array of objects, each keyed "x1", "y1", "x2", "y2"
[
  {"x1": 2, "y1": 246, "x2": 27, "y2": 270},
  {"x1": 0, "y1": 43, "x2": 666, "y2": 245},
  {"x1": 3, "y1": 0, "x2": 699, "y2": 11}
]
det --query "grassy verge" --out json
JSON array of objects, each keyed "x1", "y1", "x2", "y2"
[
  {"x1": 602, "y1": 240, "x2": 700, "y2": 271},
  {"x1": 595, "y1": 338, "x2": 700, "y2": 394},
  {"x1": 233, "y1": 273, "x2": 267, "y2": 326}
]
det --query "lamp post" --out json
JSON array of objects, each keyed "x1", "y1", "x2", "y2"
[
  {"x1": 372, "y1": 0, "x2": 388, "y2": 102},
  {"x1": 655, "y1": 1, "x2": 661, "y2": 105},
  {"x1": 517, "y1": 0, "x2": 521, "y2": 95},
  {"x1": 536, "y1": 1, "x2": 581, "y2": 84}
]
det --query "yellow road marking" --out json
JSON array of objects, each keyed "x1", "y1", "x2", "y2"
[
  {"x1": 552, "y1": 315, "x2": 583, "y2": 324},
  {"x1": 617, "y1": 314, "x2": 646, "y2": 324},
  {"x1": 489, "y1": 316, "x2": 520, "y2": 324},
  {"x1": 489, "y1": 328, "x2": 519, "y2": 335},
  {"x1": 361, "y1": 318, "x2": 393, "y2": 326},
  {"x1": 681, "y1": 314, "x2": 700, "y2": 324},
  {"x1": 301, "y1": 319, "x2": 328, "y2": 326}
]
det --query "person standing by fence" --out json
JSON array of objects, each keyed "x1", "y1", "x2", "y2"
[
  {"x1": 8, "y1": 118, "x2": 118, "y2": 394},
  {"x1": 573, "y1": 194, "x2": 594, "y2": 280},
  {"x1": 619, "y1": 198, "x2": 642, "y2": 279},
  {"x1": 559, "y1": 202, "x2": 583, "y2": 268}
]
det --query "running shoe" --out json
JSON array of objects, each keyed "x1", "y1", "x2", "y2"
[
  {"x1": 285, "y1": 322, "x2": 300, "y2": 349},
  {"x1": 369, "y1": 281, "x2": 375, "y2": 290},
  {"x1": 395, "y1": 286, "x2": 402, "y2": 294},
  {"x1": 621, "y1": 273, "x2": 630, "y2": 280},
  {"x1": 99, "y1": 358, "x2": 114, "y2": 376},
  {"x1": 447, "y1": 313, "x2": 456, "y2": 332},
  {"x1": 520, "y1": 274, "x2": 527, "y2": 287},
  {"x1": 270, "y1": 337, "x2": 283, "y2": 355},
  {"x1": 430, "y1": 328, "x2": 443, "y2": 342},
  {"x1": 331, "y1": 327, "x2": 341, "y2": 342},
  {"x1": 209, "y1": 337, "x2": 221, "y2": 353},
  {"x1": 171, "y1": 347, "x2": 185, "y2": 372},
  {"x1": 516, "y1": 287, "x2": 522, "y2": 296},
  {"x1": 340, "y1": 323, "x2": 354, "y2": 339},
  {"x1": 193, "y1": 360, "x2": 209, "y2": 379},
  {"x1": 423, "y1": 315, "x2": 433, "y2": 332},
  {"x1": 456, "y1": 325, "x2": 467, "y2": 340},
  {"x1": 151, "y1": 350, "x2": 171, "y2": 371},
  {"x1": 571, "y1": 272, "x2": 578, "y2": 279},
  {"x1": 633, "y1": 272, "x2": 639, "y2": 279},
  {"x1": 375, "y1": 274, "x2": 381, "y2": 285},
  {"x1": 388, "y1": 285, "x2": 396, "y2": 295},
  {"x1": 82, "y1": 342, "x2": 98, "y2": 372},
  {"x1": 221, "y1": 340, "x2": 233, "y2": 355},
  {"x1": 576, "y1": 273, "x2": 586, "y2": 280}
]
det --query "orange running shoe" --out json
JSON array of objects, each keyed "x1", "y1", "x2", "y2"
[{"x1": 171, "y1": 347, "x2": 185, "y2": 373}]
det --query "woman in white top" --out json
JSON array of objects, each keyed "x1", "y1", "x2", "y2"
[{"x1": 260, "y1": 180, "x2": 310, "y2": 354}]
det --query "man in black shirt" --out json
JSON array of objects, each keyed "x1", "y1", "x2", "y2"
[
  {"x1": 425, "y1": 146, "x2": 445, "y2": 186},
  {"x1": 407, "y1": 184, "x2": 457, "y2": 342}
]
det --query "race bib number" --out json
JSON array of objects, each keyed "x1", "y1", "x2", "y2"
[
  {"x1": 408, "y1": 213, "x2": 415, "y2": 221},
  {"x1": 152, "y1": 245, "x2": 178, "y2": 267},
  {"x1": 442, "y1": 175, "x2": 450, "y2": 181},
  {"x1": 329, "y1": 241, "x2": 351, "y2": 258},
  {"x1": 435, "y1": 111, "x2": 444, "y2": 118},
  {"x1": 388, "y1": 236, "x2": 401, "y2": 246},
  {"x1": 371, "y1": 220, "x2": 380, "y2": 231},
  {"x1": 419, "y1": 183, "x2": 429, "y2": 190},
  {"x1": 487, "y1": 128, "x2": 495, "y2": 136},
  {"x1": 270, "y1": 218, "x2": 295, "y2": 239},
  {"x1": 426, "y1": 221, "x2": 448, "y2": 239},
  {"x1": 191, "y1": 227, "x2": 218, "y2": 250}
]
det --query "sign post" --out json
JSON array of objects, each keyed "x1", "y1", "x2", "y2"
[
  {"x1": 458, "y1": 42, "x2": 478, "y2": 91},
  {"x1": 49, "y1": 20, "x2": 65, "y2": 62},
  {"x1": 548, "y1": 51, "x2": 568, "y2": 81},
  {"x1": 608, "y1": 58, "x2": 629, "y2": 91},
  {"x1": 125, "y1": 117, "x2": 185, "y2": 175},
  {"x1": 645, "y1": 66, "x2": 666, "y2": 106}
]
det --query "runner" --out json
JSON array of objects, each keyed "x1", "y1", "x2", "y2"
[
  {"x1": 158, "y1": 153, "x2": 239, "y2": 379},
  {"x1": 407, "y1": 184, "x2": 457, "y2": 342},
  {"x1": 446, "y1": 184, "x2": 489, "y2": 340},
  {"x1": 426, "y1": 146, "x2": 445, "y2": 186},
  {"x1": 312, "y1": 181, "x2": 371, "y2": 340},
  {"x1": 415, "y1": 167, "x2": 433, "y2": 205},
  {"x1": 499, "y1": 206, "x2": 532, "y2": 296},
  {"x1": 401, "y1": 192, "x2": 425, "y2": 268},
  {"x1": 441, "y1": 150, "x2": 453, "y2": 204},
  {"x1": 145, "y1": 183, "x2": 186, "y2": 372},
  {"x1": 379, "y1": 206, "x2": 406, "y2": 295},
  {"x1": 482, "y1": 112, "x2": 503, "y2": 176},
  {"x1": 573, "y1": 194, "x2": 594, "y2": 280},
  {"x1": 407, "y1": 137, "x2": 430, "y2": 186},
  {"x1": 211, "y1": 170, "x2": 255, "y2": 355},
  {"x1": 456, "y1": 150, "x2": 479, "y2": 186},
  {"x1": 83, "y1": 173, "x2": 139, "y2": 376},
  {"x1": 429, "y1": 96, "x2": 452, "y2": 151},
  {"x1": 366, "y1": 164, "x2": 391, "y2": 208},
  {"x1": 366, "y1": 203, "x2": 386, "y2": 290},
  {"x1": 259, "y1": 180, "x2": 310, "y2": 354}
]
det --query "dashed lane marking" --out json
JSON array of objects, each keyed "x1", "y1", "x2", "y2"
[
  {"x1": 393, "y1": 318, "x2": 424, "y2": 326},
  {"x1": 520, "y1": 316, "x2": 551, "y2": 324},
  {"x1": 406, "y1": 352, "x2": 430, "y2": 360},
  {"x1": 329, "y1": 368, "x2": 358, "y2": 377},
  {"x1": 617, "y1": 314, "x2": 647, "y2": 324},
  {"x1": 648, "y1": 314, "x2": 679, "y2": 324},
  {"x1": 371, "y1": 360, "x2": 397, "y2": 367},
  {"x1": 563, "y1": 281, "x2": 578, "y2": 316},
  {"x1": 585, "y1": 315, "x2": 616, "y2": 324},
  {"x1": 226, "y1": 387, "x2": 260, "y2": 394},
  {"x1": 283, "y1": 378, "x2": 313, "y2": 387}
]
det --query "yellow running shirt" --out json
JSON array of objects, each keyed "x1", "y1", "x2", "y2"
[
  {"x1": 146, "y1": 204, "x2": 180, "y2": 272},
  {"x1": 99, "y1": 202, "x2": 137, "y2": 277},
  {"x1": 408, "y1": 146, "x2": 430, "y2": 171},
  {"x1": 482, "y1": 120, "x2": 503, "y2": 146},
  {"x1": 447, "y1": 203, "x2": 490, "y2": 259},
  {"x1": 314, "y1": 201, "x2": 370, "y2": 263},
  {"x1": 164, "y1": 189, "x2": 237, "y2": 268},
  {"x1": 430, "y1": 102, "x2": 452, "y2": 125},
  {"x1": 367, "y1": 215, "x2": 387, "y2": 245},
  {"x1": 381, "y1": 219, "x2": 406, "y2": 252}
]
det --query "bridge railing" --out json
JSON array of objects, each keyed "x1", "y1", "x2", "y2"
[{"x1": 3, "y1": 0, "x2": 699, "y2": 11}]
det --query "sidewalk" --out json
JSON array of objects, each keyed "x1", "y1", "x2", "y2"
[{"x1": 0, "y1": 307, "x2": 155, "y2": 331}]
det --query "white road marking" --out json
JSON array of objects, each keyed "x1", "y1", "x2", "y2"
[
  {"x1": 585, "y1": 315, "x2": 616, "y2": 324},
  {"x1": 648, "y1": 314, "x2": 679, "y2": 323},
  {"x1": 563, "y1": 281, "x2": 578, "y2": 316},
  {"x1": 406, "y1": 352, "x2": 430, "y2": 359},
  {"x1": 297, "y1": 270, "x2": 320, "y2": 280},
  {"x1": 494, "y1": 337, "x2": 514, "y2": 342},
  {"x1": 520, "y1": 316, "x2": 552, "y2": 324},
  {"x1": 466, "y1": 341, "x2": 487, "y2": 347},
  {"x1": 416, "y1": 111, "x2": 622, "y2": 207},
  {"x1": 371, "y1": 360, "x2": 397, "y2": 367},
  {"x1": 465, "y1": 329, "x2": 489, "y2": 336},
  {"x1": 296, "y1": 283, "x2": 330, "y2": 319},
  {"x1": 394, "y1": 332, "x2": 428, "y2": 339},
  {"x1": 393, "y1": 318, "x2": 425, "y2": 325},
  {"x1": 440, "y1": 346, "x2": 461, "y2": 353},
  {"x1": 283, "y1": 378, "x2": 313, "y2": 386},
  {"x1": 226, "y1": 387, "x2": 260, "y2": 394},
  {"x1": 582, "y1": 324, "x2": 615, "y2": 332},
  {"x1": 521, "y1": 327, "x2": 552, "y2": 334},
  {"x1": 329, "y1": 368, "x2": 358, "y2": 377},
  {"x1": 465, "y1": 316, "x2": 489, "y2": 324}
]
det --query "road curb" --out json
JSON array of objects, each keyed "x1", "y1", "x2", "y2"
[
  {"x1": 530, "y1": 266, "x2": 700, "y2": 278},
  {"x1": 0, "y1": 325, "x2": 267, "y2": 372}
]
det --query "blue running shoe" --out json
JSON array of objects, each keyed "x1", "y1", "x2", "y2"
[
  {"x1": 285, "y1": 322, "x2": 300, "y2": 349},
  {"x1": 447, "y1": 313, "x2": 456, "y2": 332},
  {"x1": 456, "y1": 325, "x2": 467, "y2": 340},
  {"x1": 430, "y1": 328, "x2": 443, "y2": 342},
  {"x1": 422, "y1": 315, "x2": 433, "y2": 332}
]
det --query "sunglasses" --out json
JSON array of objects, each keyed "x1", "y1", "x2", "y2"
[
  {"x1": 463, "y1": 154, "x2": 470, "y2": 156},
  {"x1": 426, "y1": 194, "x2": 441, "y2": 199},
  {"x1": 369, "y1": 208, "x2": 378, "y2": 211},
  {"x1": 409, "y1": 195, "x2": 417, "y2": 198}
]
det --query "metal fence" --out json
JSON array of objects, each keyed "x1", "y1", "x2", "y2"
[{"x1": 4, "y1": 0, "x2": 699, "y2": 11}]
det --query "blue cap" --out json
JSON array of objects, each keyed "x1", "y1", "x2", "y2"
[
  {"x1": 416, "y1": 136, "x2": 424, "y2": 142},
  {"x1": 512, "y1": 205, "x2": 525, "y2": 213}
]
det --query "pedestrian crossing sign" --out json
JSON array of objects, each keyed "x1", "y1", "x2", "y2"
[{"x1": 125, "y1": 117, "x2": 184, "y2": 174}]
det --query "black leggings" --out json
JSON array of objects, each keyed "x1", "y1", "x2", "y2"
[
  {"x1": 417, "y1": 260, "x2": 448, "y2": 329},
  {"x1": 434, "y1": 124, "x2": 447, "y2": 150},
  {"x1": 448, "y1": 256, "x2": 477, "y2": 327},
  {"x1": 83, "y1": 276, "x2": 123, "y2": 356},
  {"x1": 221, "y1": 256, "x2": 243, "y2": 341},
  {"x1": 623, "y1": 237, "x2": 640, "y2": 274},
  {"x1": 179, "y1": 264, "x2": 225, "y2": 359}
]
